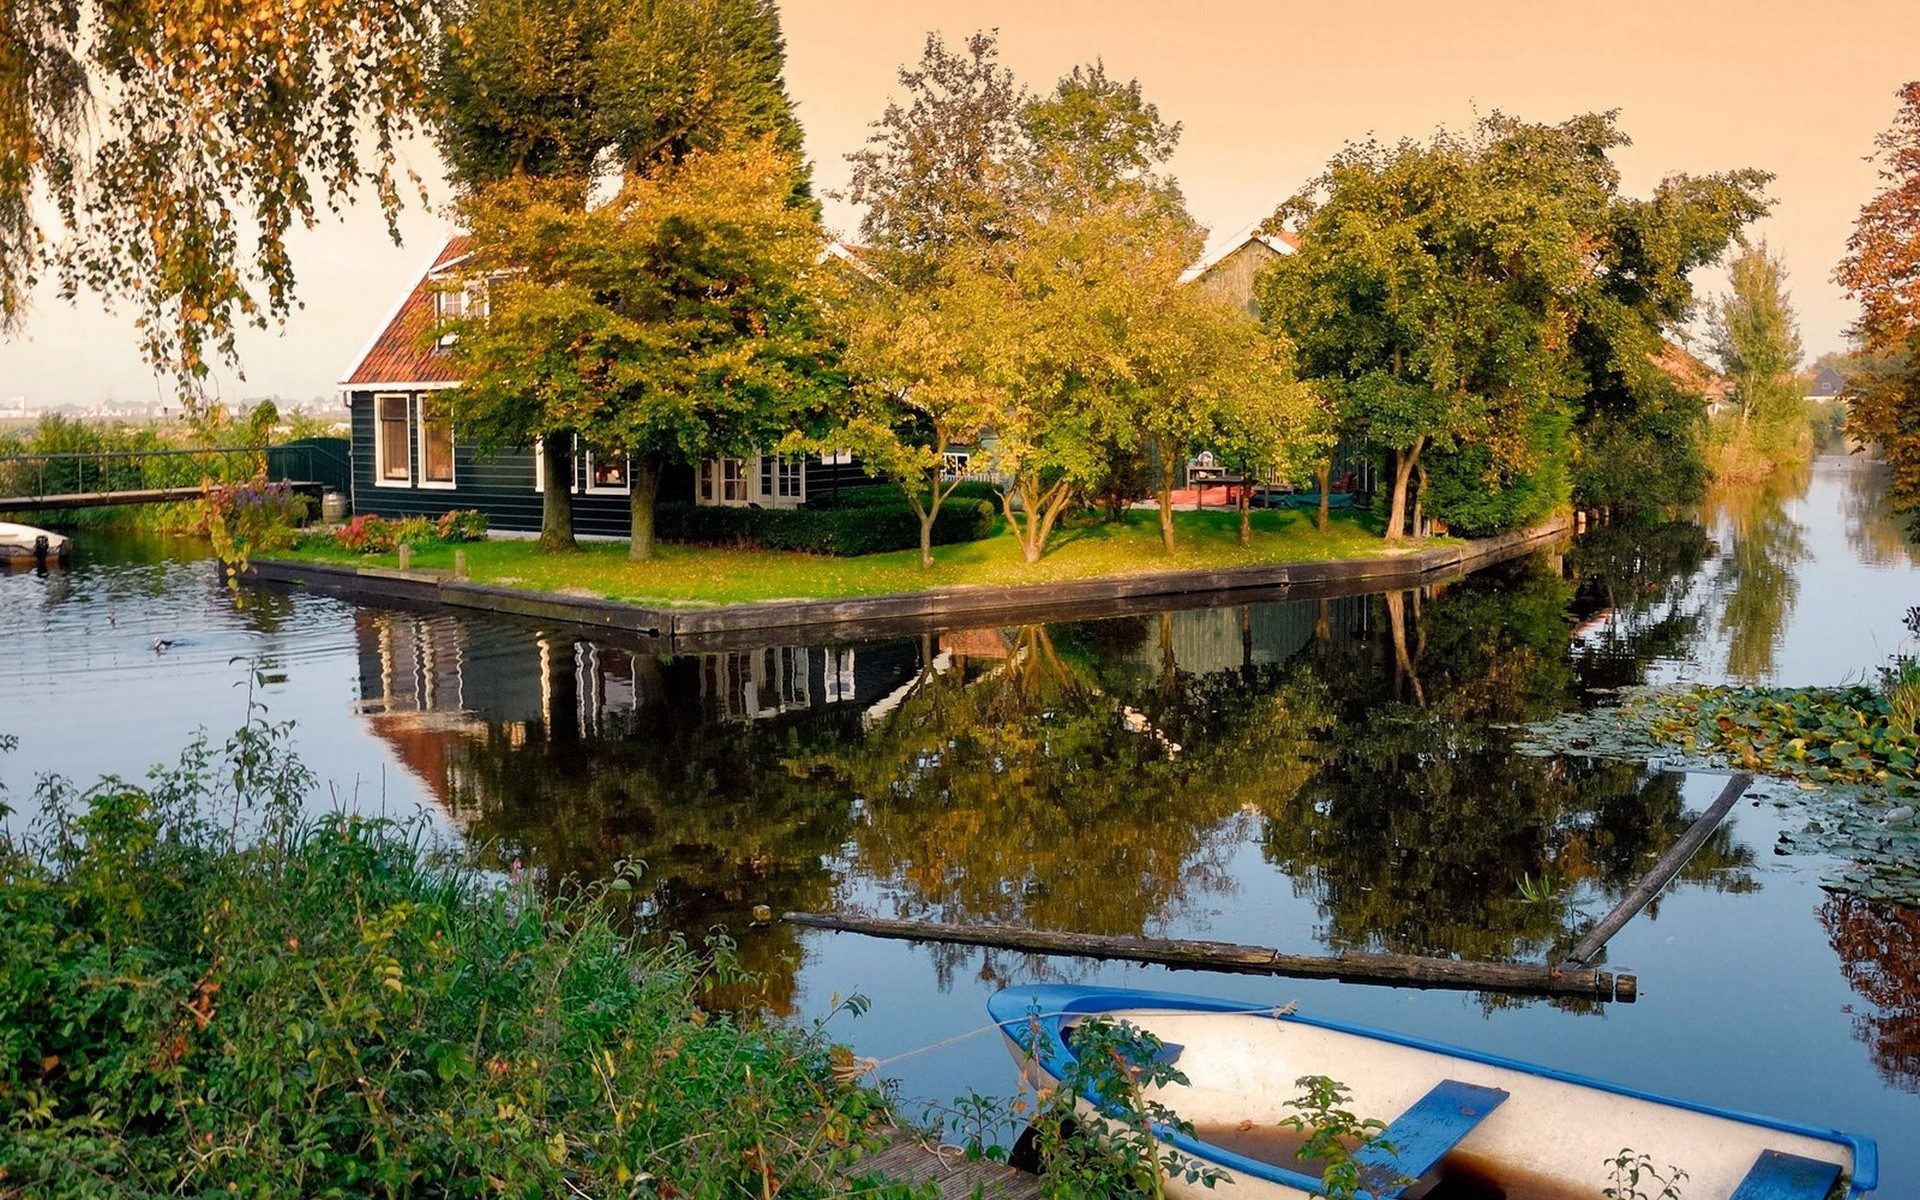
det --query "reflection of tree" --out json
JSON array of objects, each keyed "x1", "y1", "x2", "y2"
[
  {"x1": 1820, "y1": 893, "x2": 1920, "y2": 1093},
  {"x1": 817, "y1": 625, "x2": 1316, "y2": 940},
  {"x1": 1564, "y1": 515, "x2": 1713, "y2": 695},
  {"x1": 1704, "y1": 468, "x2": 1809, "y2": 682},
  {"x1": 440, "y1": 653, "x2": 862, "y2": 1015},
  {"x1": 1261, "y1": 565, "x2": 1756, "y2": 981},
  {"x1": 1840, "y1": 458, "x2": 1920, "y2": 569}
]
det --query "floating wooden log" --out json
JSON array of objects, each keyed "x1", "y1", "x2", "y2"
[
  {"x1": 784, "y1": 912, "x2": 1626, "y2": 1002},
  {"x1": 1561, "y1": 771, "x2": 1754, "y2": 969}
]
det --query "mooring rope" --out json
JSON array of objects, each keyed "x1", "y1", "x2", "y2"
[{"x1": 832, "y1": 1001, "x2": 1298, "y2": 1083}]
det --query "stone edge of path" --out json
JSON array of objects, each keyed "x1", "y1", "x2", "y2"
[{"x1": 245, "y1": 513, "x2": 1571, "y2": 653}]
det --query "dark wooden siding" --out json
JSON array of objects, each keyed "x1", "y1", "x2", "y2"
[{"x1": 348, "y1": 390, "x2": 874, "y2": 535}]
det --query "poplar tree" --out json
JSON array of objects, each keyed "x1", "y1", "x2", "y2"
[{"x1": 1708, "y1": 242, "x2": 1808, "y2": 474}]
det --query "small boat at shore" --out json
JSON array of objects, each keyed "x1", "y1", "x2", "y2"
[
  {"x1": 0, "y1": 521, "x2": 71, "y2": 566},
  {"x1": 989, "y1": 984, "x2": 1876, "y2": 1200}
]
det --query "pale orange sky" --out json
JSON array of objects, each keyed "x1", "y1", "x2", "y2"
[{"x1": 4, "y1": 0, "x2": 1918, "y2": 407}]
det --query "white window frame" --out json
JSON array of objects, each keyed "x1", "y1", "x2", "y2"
[
  {"x1": 699, "y1": 456, "x2": 751, "y2": 506},
  {"x1": 417, "y1": 396, "x2": 457, "y2": 489},
  {"x1": 585, "y1": 451, "x2": 632, "y2": 495},
  {"x1": 373, "y1": 392, "x2": 412, "y2": 487},
  {"x1": 760, "y1": 453, "x2": 806, "y2": 505}
]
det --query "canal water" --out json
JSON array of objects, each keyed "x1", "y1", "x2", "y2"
[{"x1": 4, "y1": 454, "x2": 1918, "y2": 1186}]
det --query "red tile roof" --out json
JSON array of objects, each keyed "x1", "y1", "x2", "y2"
[{"x1": 341, "y1": 236, "x2": 472, "y2": 388}]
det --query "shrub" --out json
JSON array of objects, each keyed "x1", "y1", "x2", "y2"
[
  {"x1": 657, "y1": 496, "x2": 997, "y2": 556},
  {"x1": 0, "y1": 716, "x2": 910, "y2": 1198},
  {"x1": 334, "y1": 513, "x2": 398, "y2": 554},
  {"x1": 393, "y1": 515, "x2": 437, "y2": 548},
  {"x1": 436, "y1": 508, "x2": 489, "y2": 542}
]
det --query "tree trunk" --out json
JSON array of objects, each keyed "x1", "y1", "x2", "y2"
[
  {"x1": 1157, "y1": 443, "x2": 1178, "y2": 553},
  {"x1": 1411, "y1": 460, "x2": 1426, "y2": 540},
  {"x1": 1237, "y1": 480, "x2": 1252, "y2": 545},
  {"x1": 1315, "y1": 458, "x2": 1332, "y2": 534},
  {"x1": 539, "y1": 432, "x2": 577, "y2": 553},
  {"x1": 1384, "y1": 438, "x2": 1423, "y2": 542},
  {"x1": 628, "y1": 452, "x2": 663, "y2": 560}
]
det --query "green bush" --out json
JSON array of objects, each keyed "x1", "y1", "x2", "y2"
[
  {"x1": 656, "y1": 495, "x2": 997, "y2": 556},
  {"x1": 0, "y1": 715, "x2": 910, "y2": 1198}
]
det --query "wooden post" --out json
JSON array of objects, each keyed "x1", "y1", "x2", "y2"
[
  {"x1": 397, "y1": 544, "x2": 413, "y2": 571},
  {"x1": 1561, "y1": 772, "x2": 1753, "y2": 968},
  {"x1": 454, "y1": 549, "x2": 468, "y2": 580},
  {"x1": 785, "y1": 912, "x2": 1624, "y2": 1002}
]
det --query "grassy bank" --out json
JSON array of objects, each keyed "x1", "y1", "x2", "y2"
[
  {"x1": 284, "y1": 508, "x2": 1414, "y2": 607},
  {"x1": 0, "y1": 719, "x2": 918, "y2": 1198}
]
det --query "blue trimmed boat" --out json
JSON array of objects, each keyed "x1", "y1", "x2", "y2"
[{"x1": 989, "y1": 985, "x2": 1876, "y2": 1200}]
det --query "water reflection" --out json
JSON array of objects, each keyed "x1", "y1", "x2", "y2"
[
  {"x1": 349, "y1": 559, "x2": 1762, "y2": 1014},
  {"x1": 1842, "y1": 456, "x2": 1920, "y2": 569},
  {"x1": 1702, "y1": 469, "x2": 1810, "y2": 682},
  {"x1": 1822, "y1": 894, "x2": 1920, "y2": 1092}
]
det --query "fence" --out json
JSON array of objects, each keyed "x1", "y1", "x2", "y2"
[{"x1": 0, "y1": 438, "x2": 349, "y2": 507}]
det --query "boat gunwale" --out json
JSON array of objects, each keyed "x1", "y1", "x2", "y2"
[{"x1": 986, "y1": 983, "x2": 1878, "y2": 1199}]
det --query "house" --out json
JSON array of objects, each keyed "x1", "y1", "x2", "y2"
[
  {"x1": 1177, "y1": 221, "x2": 1300, "y2": 314},
  {"x1": 338, "y1": 235, "x2": 866, "y2": 535}
]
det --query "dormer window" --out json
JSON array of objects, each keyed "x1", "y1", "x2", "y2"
[{"x1": 434, "y1": 281, "x2": 489, "y2": 323}]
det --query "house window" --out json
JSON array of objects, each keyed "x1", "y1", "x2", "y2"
[
  {"x1": 419, "y1": 397, "x2": 455, "y2": 487},
  {"x1": 586, "y1": 453, "x2": 630, "y2": 494},
  {"x1": 699, "y1": 454, "x2": 803, "y2": 506},
  {"x1": 941, "y1": 451, "x2": 971, "y2": 479},
  {"x1": 761, "y1": 454, "x2": 804, "y2": 503},
  {"x1": 699, "y1": 456, "x2": 750, "y2": 505},
  {"x1": 375, "y1": 393, "x2": 410, "y2": 485}
]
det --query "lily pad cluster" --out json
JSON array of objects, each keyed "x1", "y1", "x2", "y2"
[
  {"x1": 1513, "y1": 685, "x2": 1920, "y2": 909},
  {"x1": 1638, "y1": 685, "x2": 1920, "y2": 791}
]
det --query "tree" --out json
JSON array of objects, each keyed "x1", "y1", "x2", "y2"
[
  {"x1": 839, "y1": 35, "x2": 1316, "y2": 563},
  {"x1": 1259, "y1": 112, "x2": 1768, "y2": 537},
  {"x1": 449, "y1": 141, "x2": 832, "y2": 559},
  {"x1": 0, "y1": 0, "x2": 434, "y2": 388},
  {"x1": 1707, "y1": 241, "x2": 1808, "y2": 477},
  {"x1": 431, "y1": 0, "x2": 811, "y2": 551},
  {"x1": 1837, "y1": 81, "x2": 1920, "y2": 513},
  {"x1": 816, "y1": 276, "x2": 1002, "y2": 568},
  {"x1": 840, "y1": 31, "x2": 1026, "y2": 284},
  {"x1": 1123, "y1": 282, "x2": 1317, "y2": 551},
  {"x1": 1257, "y1": 122, "x2": 1583, "y2": 541}
]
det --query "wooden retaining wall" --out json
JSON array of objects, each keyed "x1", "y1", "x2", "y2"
[{"x1": 245, "y1": 514, "x2": 1570, "y2": 653}]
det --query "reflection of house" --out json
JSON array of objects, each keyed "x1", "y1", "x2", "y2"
[
  {"x1": 354, "y1": 611, "x2": 921, "y2": 735},
  {"x1": 338, "y1": 236, "x2": 867, "y2": 535},
  {"x1": 1131, "y1": 595, "x2": 1370, "y2": 676}
]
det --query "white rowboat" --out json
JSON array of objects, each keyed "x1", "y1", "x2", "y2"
[
  {"x1": 0, "y1": 521, "x2": 71, "y2": 565},
  {"x1": 989, "y1": 984, "x2": 1875, "y2": 1200}
]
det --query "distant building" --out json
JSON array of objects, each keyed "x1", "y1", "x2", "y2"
[
  {"x1": 1808, "y1": 365, "x2": 1847, "y2": 402},
  {"x1": 1177, "y1": 221, "x2": 1300, "y2": 314}
]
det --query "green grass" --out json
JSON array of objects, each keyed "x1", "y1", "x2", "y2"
[{"x1": 284, "y1": 508, "x2": 1437, "y2": 607}]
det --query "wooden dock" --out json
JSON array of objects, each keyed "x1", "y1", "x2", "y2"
[{"x1": 849, "y1": 1128, "x2": 1040, "y2": 1199}]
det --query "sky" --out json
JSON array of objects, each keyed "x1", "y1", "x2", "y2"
[{"x1": 2, "y1": 0, "x2": 1917, "y2": 408}]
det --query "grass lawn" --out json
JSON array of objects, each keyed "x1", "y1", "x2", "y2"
[{"x1": 282, "y1": 507, "x2": 1442, "y2": 607}]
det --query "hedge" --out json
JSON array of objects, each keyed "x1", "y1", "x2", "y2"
[{"x1": 654, "y1": 493, "x2": 998, "y2": 556}]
